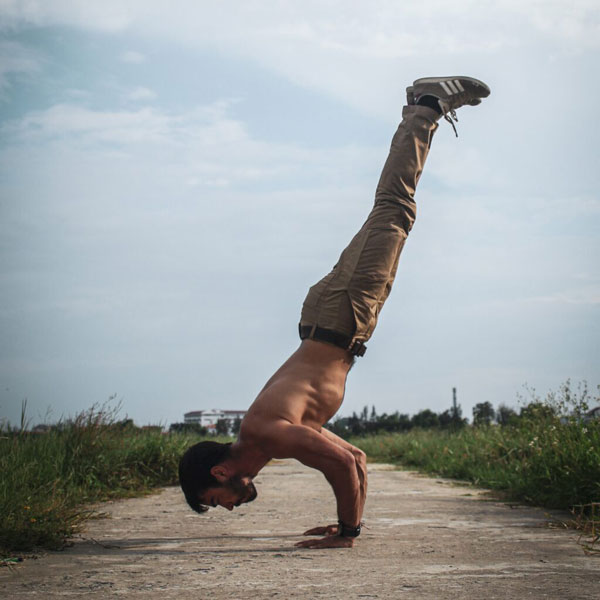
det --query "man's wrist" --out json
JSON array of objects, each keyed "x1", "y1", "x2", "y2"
[{"x1": 337, "y1": 520, "x2": 361, "y2": 537}]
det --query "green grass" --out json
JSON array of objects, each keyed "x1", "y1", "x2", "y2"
[
  {"x1": 352, "y1": 413, "x2": 600, "y2": 510},
  {"x1": 0, "y1": 406, "x2": 230, "y2": 554}
]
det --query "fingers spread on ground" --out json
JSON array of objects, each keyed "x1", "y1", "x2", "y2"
[{"x1": 303, "y1": 527, "x2": 325, "y2": 536}]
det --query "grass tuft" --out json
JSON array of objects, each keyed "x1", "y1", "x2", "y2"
[{"x1": 0, "y1": 405, "x2": 226, "y2": 554}]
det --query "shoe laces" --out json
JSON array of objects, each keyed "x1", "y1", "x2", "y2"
[{"x1": 438, "y1": 99, "x2": 459, "y2": 137}]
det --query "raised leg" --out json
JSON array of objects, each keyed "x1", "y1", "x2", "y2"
[{"x1": 299, "y1": 105, "x2": 440, "y2": 353}]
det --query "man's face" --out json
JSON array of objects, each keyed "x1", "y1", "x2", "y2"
[{"x1": 202, "y1": 475, "x2": 257, "y2": 511}]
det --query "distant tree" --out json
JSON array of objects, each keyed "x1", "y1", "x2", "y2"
[
  {"x1": 169, "y1": 422, "x2": 208, "y2": 435},
  {"x1": 519, "y1": 402, "x2": 557, "y2": 422},
  {"x1": 445, "y1": 401, "x2": 467, "y2": 429},
  {"x1": 394, "y1": 413, "x2": 412, "y2": 431},
  {"x1": 348, "y1": 412, "x2": 364, "y2": 436},
  {"x1": 231, "y1": 416, "x2": 242, "y2": 436},
  {"x1": 215, "y1": 418, "x2": 230, "y2": 436},
  {"x1": 376, "y1": 412, "x2": 411, "y2": 433},
  {"x1": 31, "y1": 424, "x2": 51, "y2": 434},
  {"x1": 326, "y1": 416, "x2": 351, "y2": 438},
  {"x1": 496, "y1": 404, "x2": 518, "y2": 426},
  {"x1": 411, "y1": 409, "x2": 439, "y2": 429},
  {"x1": 438, "y1": 409, "x2": 455, "y2": 429},
  {"x1": 370, "y1": 405, "x2": 377, "y2": 421},
  {"x1": 472, "y1": 402, "x2": 496, "y2": 426}
]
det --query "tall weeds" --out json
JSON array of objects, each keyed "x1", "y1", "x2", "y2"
[
  {"x1": 0, "y1": 405, "x2": 218, "y2": 553},
  {"x1": 353, "y1": 381, "x2": 600, "y2": 509}
]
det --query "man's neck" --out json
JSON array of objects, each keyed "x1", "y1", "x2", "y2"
[{"x1": 226, "y1": 440, "x2": 271, "y2": 477}]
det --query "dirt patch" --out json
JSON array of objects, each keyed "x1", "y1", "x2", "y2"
[{"x1": 2, "y1": 461, "x2": 598, "y2": 599}]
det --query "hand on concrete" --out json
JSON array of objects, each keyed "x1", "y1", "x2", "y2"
[
  {"x1": 294, "y1": 535, "x2": 354, "y2": 549},
  {"x1": 302, "y1": 524, "x2": 338, "y2": 536}
]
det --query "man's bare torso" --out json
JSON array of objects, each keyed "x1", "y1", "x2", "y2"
[
  {"x1": 241, "y1": 340, "x2": 353, "y2": 438},
  {"x1": 229, "y1": 340, "x2": 366, "y2": 548}
]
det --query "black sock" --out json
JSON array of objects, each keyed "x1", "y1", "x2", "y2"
[{"x1": 416, "y1": 95, "x2": 442, "y2": 114}]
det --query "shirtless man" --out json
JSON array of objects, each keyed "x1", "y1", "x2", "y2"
[{"x1": 179, "y1": 76, "x2": 491, "y2": 549}]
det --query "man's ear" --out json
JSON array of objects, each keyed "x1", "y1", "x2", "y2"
[{"x1": 210, "y1": 465, "x2": 229, "y2": 482}]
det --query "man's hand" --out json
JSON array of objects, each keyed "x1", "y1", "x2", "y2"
[
  {"x1": 295, "y1": 535, "x2": 354, "y2": 549},
  {"x1": 303, "y1": 524, "x2": 338, "y2": 536}
]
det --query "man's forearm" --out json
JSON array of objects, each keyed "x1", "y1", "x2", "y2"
[
  {"x1": 322, "y1": 453, "x2": 363, "y2": 526},
  {"x1": 354, "y1": 452, "x2": 368, "y2": 525},
  {"x1": 318, "y1": 429, "x2": 368, "y2": 528},
  {"x1": 328, "y1": 452, "x2": 368, "y2": 528}
]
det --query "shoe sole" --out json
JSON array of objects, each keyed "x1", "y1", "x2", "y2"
[{"x1": 413, "y1": 76, "x2": 490, "y2": 97}]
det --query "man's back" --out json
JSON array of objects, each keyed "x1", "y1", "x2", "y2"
[{"x1": 241, "y1": 340, "x2": 353, "y2": 436}]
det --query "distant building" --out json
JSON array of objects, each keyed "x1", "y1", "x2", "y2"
[
  {"x1": 184, "y1": 409, "x2": 246, "y2": 433},
  {"x1": 584, "y1": 406, "x2": 600, "y2": 422}
]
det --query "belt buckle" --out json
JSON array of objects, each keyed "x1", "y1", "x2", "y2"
[{"x1": 348, "y1": 340, "x2": 367, "y2": 357}]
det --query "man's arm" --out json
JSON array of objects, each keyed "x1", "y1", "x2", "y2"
[
  {"x1": 261, "y1": 422, "x2": 362, "y2": 546},
  {"x1": 302, "y1": 427, "x2": 368, "y2": 536}
]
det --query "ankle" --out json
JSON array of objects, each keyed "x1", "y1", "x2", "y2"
[{"x1": 416, "y1": 95, "x2": 442, "y2": 115}]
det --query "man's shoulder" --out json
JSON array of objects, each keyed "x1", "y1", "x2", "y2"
[
  {"x1": 241, "y1": 416, "x2": 319, "y2": 459},
  {"x1": 240, "y1": 412, "x2": 291, "y2": 443}
]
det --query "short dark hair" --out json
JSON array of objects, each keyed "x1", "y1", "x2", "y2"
[{"x1": 178, "y1": 441, "x2": 232, "y2": 513}]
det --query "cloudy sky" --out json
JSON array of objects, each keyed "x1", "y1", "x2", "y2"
[{"x1": 1, "y1": 1, "x2": 598, "y2": 428}]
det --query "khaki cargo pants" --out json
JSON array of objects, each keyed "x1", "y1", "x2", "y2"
[{"x1": 299, "y1": 105, "x2": 439, "y2": 355}]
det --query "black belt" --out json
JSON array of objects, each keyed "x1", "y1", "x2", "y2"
[{"x1": 298, "y1": 324, "x2": 367, "y2": 357}]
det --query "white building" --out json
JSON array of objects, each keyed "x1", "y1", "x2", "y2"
[{"x1": 184, "y1": 409, "x2": 246, "y2": 433}]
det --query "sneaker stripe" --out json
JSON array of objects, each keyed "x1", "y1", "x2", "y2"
[
  {"x1": 454, "y1": 80, "x2": 465, "y2": 92},
  {"x1": 447, "y1": 80, "x2": 459, "y2": 94},
  {"x1": 440, "y1": 81, "x2": 453, "y2": 95}
]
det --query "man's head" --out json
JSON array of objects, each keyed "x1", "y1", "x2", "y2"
[{"x1": 178, "y1": 441, "x2": 258, "y2": 513}]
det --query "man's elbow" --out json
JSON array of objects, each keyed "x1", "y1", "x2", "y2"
[
  {"x1": 353, "y1": 448, "x2": 367, "y2": 467},
  {"x1": 329, "y1": 449, "x2": 358, "y2": 478}
]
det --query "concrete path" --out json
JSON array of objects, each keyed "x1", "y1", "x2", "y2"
[{"x1": 2, "y1": 461, "x2": 598, "y2": 599}]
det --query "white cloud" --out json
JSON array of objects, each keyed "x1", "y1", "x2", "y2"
[
  {"x1": 120, "y1": 50, "x2": 146, "y2": 64},
  {"x1": 63, "y1": 88, "x2": 91, "y2": 100},
  {"x1": 0, "y1": 0, "x2": 134, "y2": 32},
  {"x1": 515, "y1": 0, "x2": 600, "y2": 47},
  {"x1": 522, "y1": 287, "x2": 600, "y2": 306},
  {"x1": 3, "y1": 103, "x2": 176, "y2": 144},
  {"x1": 0, "y1": 39, "x2": 41, "y2": 99},
  {"x1": 0, "y1": 99, "x2": 378, "y2": 202},
  {"x1": 1, "y1": 1, "x2": 598, "y2": 118},
  {"x1": 3, "y1": 1, "x2": 598, "y2": 49},
  {"x1": 427, "y1": 139, "x2": 506, "y2": 189},
  {"x1": 126, "y1": 86, "x2": 156, "y2": 101}
]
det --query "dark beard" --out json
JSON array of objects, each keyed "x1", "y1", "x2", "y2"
[{"x1": 227, "y1": 476, "x2": 257, "y2": 505}]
